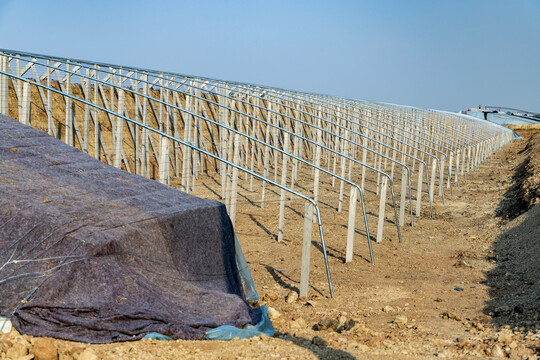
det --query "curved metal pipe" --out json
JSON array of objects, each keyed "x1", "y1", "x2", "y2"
[{"x1": 0, "y1": 71, "x2": 337, "y2": 297}]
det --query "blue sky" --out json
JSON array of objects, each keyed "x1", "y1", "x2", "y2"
[{"x1": 1, "y1": 0, "x2": 538, "y2": 112}]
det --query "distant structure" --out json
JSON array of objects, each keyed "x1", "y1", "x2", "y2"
[{"x1": 462, "y1": 106, "x2": 540, "y2": 126}]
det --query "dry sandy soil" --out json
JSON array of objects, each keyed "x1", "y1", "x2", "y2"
[{"x1": 1, "y1": 129, "x2": 538, "y2": 359}]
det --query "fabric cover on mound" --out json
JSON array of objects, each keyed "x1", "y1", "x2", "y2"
[{"x1": 0, "y1": 115, "x2": 261, "y2": 343}]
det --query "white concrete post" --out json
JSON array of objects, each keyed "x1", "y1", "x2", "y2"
[
  {"x1": 299, "y1": 202, "x2": 314, "y2": 298},
  {"x1": 376, "y1": 176, "x2": 388, "y2": 242},
  {"x1": 0, "y1": 56, "x2": 8, "y2": 116},
  {"x1": 346, "y1": 187, "x2": 358, "y2": 263},
  {"x1": 416, "y1": 162, "x2": 424, "y2": 216},
  {"x1": 20, "y1": 82, "x2": 31, "y2": 125}
]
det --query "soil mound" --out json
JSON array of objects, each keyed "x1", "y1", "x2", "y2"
[{"x1": 497, "y1": 132, "x2": 540, "y2": 220}]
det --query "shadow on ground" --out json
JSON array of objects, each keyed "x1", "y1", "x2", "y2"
[
  {"x1": 484, "y1": 203, "x2": 540, "y2": 331},
  {"x1": 279, "y1": 333, "x2": 357, "y2": 360},
  {"x1": 485, "y1": 133, "x2": 540, "y2": 331}
]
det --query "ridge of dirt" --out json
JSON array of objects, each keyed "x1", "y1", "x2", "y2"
[{"x1": 497, "y1": 132, "x2": 540, "y2": 221}]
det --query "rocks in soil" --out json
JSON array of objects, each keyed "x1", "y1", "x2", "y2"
[
  {"x1": 288, "y1": 317, "x2": 307, "y2": 330},
  {"x1": 313, "y1": 318, "x2": 339, "y2": 331},
  {"x1": 6, "y1": 340, "x2": 29, "y2": 359},
  {"x1": 78, "y1": 348, "x2": 99, "y2": 360},
  {"x1": 392, "y1": 315, "x2": 408, "y2": 328},
  {"x1": 493, "y1": 305, "x2": 511, "y2": 317},
  {"x1": 311, "y1": 336, "x2": 327, "y2": 347},
  {"x1": 32, "y1": 337, "x2": 58, "y2": 360},
  {"x1": 340, "y1": 319, "x2": 357, "y2": 332},
  {"x1": 266, "y1": 306, "x2": 280, "y2": 320},
  {"x1": 441, "y1": 311, "x2": 462, "y2": 321},
  {"x1": 263, "y1": 293, "x2": 278, "y2": 302},
  {"x1": 67, "y1": 346, "x2": 85, "y2": 358},
  {"x1": 491, "y1": 344, "x2": 504, "y2": 357},
  {"x1": 497, "y1": 331, "x2": 513, "y2": 345},
  {"x1": 285, "y1": 291, "x2": 298, "y2": 303},
  {"x1": 454, "y1": 259, "x2": 472, "y2": 268}
]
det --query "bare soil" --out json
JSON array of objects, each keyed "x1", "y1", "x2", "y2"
[
  {"x1": 2, "y1": 79, "x2": 539, "y2": 358},
  {"x1": 1, "y1": 130, "x2": 538, "y2": 359}
]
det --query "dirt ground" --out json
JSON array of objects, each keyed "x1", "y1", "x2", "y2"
[
  {"x1": 1, "y1": 128, "x2": 538, "y2": 359},
  {"x1": 2, "y1": 76, "x2": 540, "y2": 358}
]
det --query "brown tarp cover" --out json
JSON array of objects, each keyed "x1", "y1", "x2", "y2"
[{"x1": 0, "y1": 115, "x2": 260, "y2": 343}]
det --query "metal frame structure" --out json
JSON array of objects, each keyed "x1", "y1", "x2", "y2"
[{"x1": 0, "y1": 48, "x2": 514, "y2": 298}]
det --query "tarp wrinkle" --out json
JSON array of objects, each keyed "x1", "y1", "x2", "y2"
[{"x1": 0, "y1": 115, "x2": 261, "y2": 343}]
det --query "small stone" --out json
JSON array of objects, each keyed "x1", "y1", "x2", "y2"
[
  {"x1": 494, "y1": 306, "x2": 510, "y2": 317},
  {"x1": 351, "y1": 323, "x2": 368, "y2": 335},
  {"x1": 454, "y1": 260, "x2": 471, "y2": 268},
  {"x1": 288, "y1": 317, "x2": 307, "y2": 330},
  {"x1": 267, "y1": 307, "x2": 280, "y2": 320},
  {"x1": 32, "y1": 337, "x2": 57, "y2": 360},
  {"x1": 313, "y1": 318, "x2": 339, "y2": 331},
  {"x1": 491, "y1": 345, "x2": 504, "y2": 358},
  {"x1": 285, "y1": 291, "x2": 298, "y2": 303},
  {"x1": 296, "y1": 317, "x2": 307, "y2": 329},
  {"x1": 67, "y1": 346, "x2": 85, "y2": 357},
  {"x1": 497, "y1": 332, "x2": 513, "y2": 345},
  {"x1": 393, "y1": 315, "x2": 408, "y2": 328},
  {"x1": 342, "y1": 319, "x2": 357, "y2": 331},
  {"x1": 508, "y1": 341, "x2": 517, "y2": 349},
  {"x1": 382, "y1": 305, "x2": 394, "y2": 312},
  {"x1": 6, "y1": 341, "x2": 29, "y2": 359},
  {"x1": 435, "y1": 298, "x2": 443, "y2": 302},
  {"x1": 312, "y1": 336, "x2": 327, "y2": 347},
  {"x1": 263, "y1": 293, "x2": 278, "y2": 302},
  {"x1": 78, "y1": 349, "x2": 98, "y2": 360},
  {"x1": 441, "y1": 311, "x2": 462, "y2": 321},
  {"x1": 1, "y1": 338, "x2": 13, "y2": 349}
]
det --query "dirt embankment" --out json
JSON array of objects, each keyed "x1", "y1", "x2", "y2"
[
  {"x1": 487, "y1": 131, "x2": 540, "y2": 333},
  {"x1": 497, "y1": 132, "x2": 540, "y2": 220}
]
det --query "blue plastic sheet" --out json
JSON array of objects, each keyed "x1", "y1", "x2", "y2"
[
  {"x1": 143, "y1": 332, "x2": 173, "y2": 341},
  {"x1": 205, "y1": 306, "x2": 274, "y2": 340}
]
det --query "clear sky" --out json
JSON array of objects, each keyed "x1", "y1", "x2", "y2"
[{"x1": 0, "y1": 0, "x2": 538, "y2": 113}]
